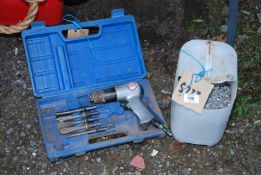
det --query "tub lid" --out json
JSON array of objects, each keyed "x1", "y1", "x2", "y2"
[{"x1": 176, "y1": 40, "x2": 237, "y2": 84}]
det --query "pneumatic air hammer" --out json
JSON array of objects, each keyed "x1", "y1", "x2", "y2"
[{"x1": 89, "y1": 82, "x2": 172, "y2": 136}]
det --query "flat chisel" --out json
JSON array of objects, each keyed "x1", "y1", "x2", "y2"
[
  {"x1": 56, "y1": 106, "x2": 97, "y2": 116},
  {"x1": 56, "y1": 111, "x2": 100, "y2": 123},
  {"x1": 57, "y1": 117, "x2": 99, "y2": 129},
  {"x1": 68, "y1": 126, "x2": 111, "y2": 138},
  {"x1": 60, "y1": 122, "x2": 102, "y2": 134}
]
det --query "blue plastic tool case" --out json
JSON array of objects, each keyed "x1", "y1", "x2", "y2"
[{"x1": 22, "y1": 9, "x2": 165, "y2": 162}]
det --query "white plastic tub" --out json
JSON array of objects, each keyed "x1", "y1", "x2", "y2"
[{"x1": 171, "y1": 40, "x2": 237, "y2": 146}]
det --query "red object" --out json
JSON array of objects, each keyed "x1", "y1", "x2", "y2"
[
  {"x1": 130, "y1": 155, "x2": 145, "y2": 171},
  {"x1": 0, "y1": 0, "x2": 63, "y2": 26}
]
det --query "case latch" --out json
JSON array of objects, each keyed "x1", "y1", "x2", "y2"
[{"x1": 111, "y1": 8, "x2": 125, "y2": 18}]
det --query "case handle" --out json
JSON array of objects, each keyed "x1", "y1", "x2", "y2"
[{"x1": 111, "y1": 8, "x2": 125, "y2": 18}]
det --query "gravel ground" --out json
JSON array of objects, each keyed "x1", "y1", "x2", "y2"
[{"x1": 0, "y1": 0, "x2": 261, "y2": 174}]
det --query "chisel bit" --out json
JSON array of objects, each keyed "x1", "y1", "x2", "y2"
[
  {"x1": 60, "y1": 122, "x2": 102, "y2": 134},
  {"x1": 57, "y1": 117, "x2": 99, "y2": 129},
  {"x1": 152, "y1": 120, "x2": 173, "y2": 137},
  {"x1": 56, "y1": 106, "x2": 97, "y2": 116},
  {"x1": 68, "y1": 126, "x2": 110, "y2": 138},
  {"x1": 56, "y1": 111, "x2": 100, "y2": 123}
]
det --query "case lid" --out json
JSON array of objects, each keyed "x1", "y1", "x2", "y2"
[{"x1": 22, "y1": 9, "x2": 146, "y2": 97}]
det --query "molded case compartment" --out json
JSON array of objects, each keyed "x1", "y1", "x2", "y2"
[{"x1": 38, "y1": 79, "x2": 165, "y2": 162}]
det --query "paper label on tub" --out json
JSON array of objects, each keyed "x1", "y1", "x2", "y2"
[
  {"x1": 172, "y1": 70, "x2": 214, "y2": 113},
  {"x1": 184, "y1": 94, "x2": 199, "y2": 104}
]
